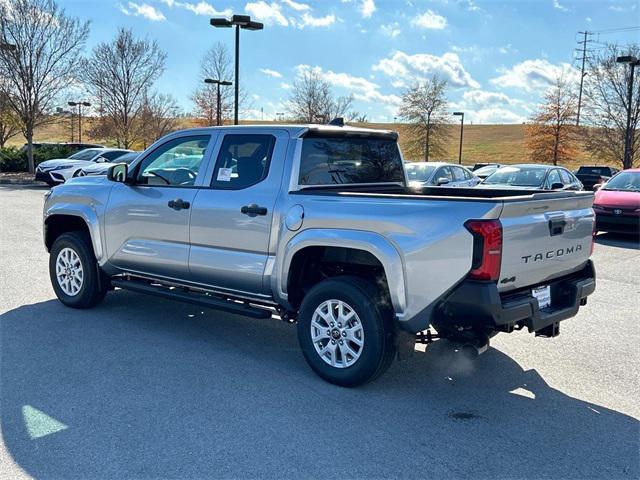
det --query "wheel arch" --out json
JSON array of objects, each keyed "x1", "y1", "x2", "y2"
[
  {"x1": 275, "y1": 229, "x2": 407, "y2": 317},
  {"x1": 44, "y1": 207, "x2": 104, "y2": 262}
]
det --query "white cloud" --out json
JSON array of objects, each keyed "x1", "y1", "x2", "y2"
[
  {"x1": 280, "y1": 82, "x2": 292, "y2": 89},
  {"x1": 119, "y1": 2, "x2": 166, "y2": 21},
  {"x1": 373, "y1": 51, "x2": 480, "y2": 89},
  {"x1": 295, "y1": 64, "x2": 400, "y2": 105},
  {"x1": 245, "y1": 1, "x2": 289, "y2": 26},
  {"x1": 490, "y1": 59, "x2": 578, "y2": 93},
  {"x1": 553, "y1": 0, "x2": 568, "y2": 11},
  {"x1": 471, "y1": 108, "x2": 526, "y2": 124},
  {"x1": 411, "y1": 9, "x2": 447, "y2": 30},
  {"x1": 498, "y1": 44, "x2": 517, "y2": 55},
  {"x1": 281, "y1": 0, "x2": 311, "y2": 11},
  {"x1": 608, "y1": 5, "x2": 624, "y2": 11},
  {"x1": 157, "y1": 0, "x2": 230, "y2": 16},
  {"x1": 461, "y1": 90, "x2": 525, "y2": 109},
  {"x1": 260, "y1": 68, "x2": 283, "y2": 78},
  {"x1": 298, "y1": 12, "x2": 336, "y2": 28},
  {"x1": 360, "y1": 0, "x2": 376, "y2": 18},
  {"x1": 381, "y1": 22, "x2": 401, "y2": 38},
  {"x1": 182, "y1": 1, "x2": 229, "y2": 16}
]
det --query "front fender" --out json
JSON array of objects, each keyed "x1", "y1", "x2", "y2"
[
  {"x1": 44, "y1": 204, "x2": 105, "y2": 264},
  {"x1": 274, "y1": 228, "x2": 407, "y2": 318}
]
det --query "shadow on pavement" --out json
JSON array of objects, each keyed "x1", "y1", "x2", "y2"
[
  {"x1": 1, "y1": 292, "x2": 638, "y2": 479},
  {"x1": 595, "y1": 232, "x2": 639, "y2": 250}
]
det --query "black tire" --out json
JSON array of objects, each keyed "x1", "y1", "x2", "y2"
[
  {"x1": 297, "y1": 276, "x2": 396, "y2": 387},
  {"x1": 49, "y1": 231, "x2": 107, "y2": 309}
]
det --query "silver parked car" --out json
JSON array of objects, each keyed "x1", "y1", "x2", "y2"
[
  {"x1": 405, "y1": 162, "x2": 481, "y2": 188},
  {"x1": 479, "y1": 164, "x2": 583, "y2": 191}
]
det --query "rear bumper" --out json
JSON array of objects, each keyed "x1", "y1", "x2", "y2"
[{"x1": 431, "y1": 260, "x2": 596, "y2": 335}]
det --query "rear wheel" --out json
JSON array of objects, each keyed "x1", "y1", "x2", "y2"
[
  {"x1": 49, "y1": 232, "x2": 107, "y2": 308},
  {"x1": 297, "y1": 276, "x2": 396, "y2": 387}
]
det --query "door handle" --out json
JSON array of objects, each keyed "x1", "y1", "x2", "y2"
[
  {"x1": 241, "y1": 204, "x2": 268, "y2": 216},
  {"x1": 168, "y1": 198, "x2": 190, "y2": 210}
]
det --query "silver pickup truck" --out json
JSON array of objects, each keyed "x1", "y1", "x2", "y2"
[{"x1": 43, "y1": 124, "x2": 596, "y2": 386}]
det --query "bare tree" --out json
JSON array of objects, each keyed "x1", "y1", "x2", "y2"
[
  {"x1": 399, "y1": 76, "x2": 450, "y2": 162},
  {"x1": 84, "y1": 28, "x2": 166, "y2": 148},
  {"x1": 583, "y1": 44, "x2": 640, "y2": 169},
  {"x1": 0, "y1": 84, "x2": 20, "y2": 147},
  {"x1": 139, "y1": 92, "x2": 180, "y2": 149},
  {"x1": 0, "y1": 0, "x2": 89, "y2": 172},
  {"x1": 191, "y1": 43, "x2": 235, "y2": 126},
  {"x1": 525, "y1": 75, "x2": 580, "y2": 165},
  {"x1": 286, "y1": 69, "x2": 353, "y2": 123}
]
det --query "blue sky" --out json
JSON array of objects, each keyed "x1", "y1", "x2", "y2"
[{"x1": 62, "y1": 0, "x2": 639, "y2": 123}]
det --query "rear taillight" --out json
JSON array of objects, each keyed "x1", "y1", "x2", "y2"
[{"x1": 465, "y1": 219, "x2": 502, "y2": 281}]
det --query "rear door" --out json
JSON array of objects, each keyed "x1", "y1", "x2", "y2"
[
  {"x1": 188, "y1": 129, "x2": 289, "y2": 296},
  {"x1": 497, "y1": 192, "x2": 594, "y2": 292}
]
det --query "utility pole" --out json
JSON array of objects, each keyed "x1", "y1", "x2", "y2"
[{"x1": 576, "y1": 31, "x2": 592, "y2": 126}]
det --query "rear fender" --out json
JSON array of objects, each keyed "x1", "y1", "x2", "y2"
[{"x1": 275, "y1": 228, "x2": 407, "y2": 317}]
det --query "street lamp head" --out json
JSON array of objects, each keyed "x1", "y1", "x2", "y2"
[
  {"x1": 453, "y1": 111, "x2": 464, "y2": 116},
  {"x1": 220, "y1": 80, "x2": 233, "y2": 86},
  {"x1": 68, "y1": 101, "x2": 77, "y2": 106},
  {"x1": 617, "y1": 55, "x2": 639, "y2": 64},
  {"x1": 204, "y1": 78, "x2": 217, "y2": 84},
  {"x1": 210, "y1": 17, "x2": 233, "y2": 28},
  {"x1": 81, "y1": 102, "x2": 91, "y2": 107},
  {"x1": 231, "y1": 14, "x2": 251, "y2": 26},
  {"x1": 244, "y1": 21, "x2": 264, "y2": 31}
]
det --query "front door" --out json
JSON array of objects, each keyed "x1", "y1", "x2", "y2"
[
  {"x1": 104, "y1": 134, "x2": 214, "y2": 280},
  {"x1": 188, "y1": 130, "x2": 288, "y2": 296}
]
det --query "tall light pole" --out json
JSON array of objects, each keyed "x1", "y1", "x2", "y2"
[
  {"x1": 210, "y1": 15, "x2": 263, "y2": 126},
  {"x1": 617, "y1": 55, "x2": 639, "y2": 169},
  {"x1": 68, "y1": 101, "x2": 91, "y2": 143},
  {"x1": 453, "y1": 111, "x2": 465, "y2": 164},
  {"x1": 204, "y1": 78, "x2": 232, "y2": 126}
]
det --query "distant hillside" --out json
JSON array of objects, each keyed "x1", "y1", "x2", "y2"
[{"x1": 8, "y1": 117, "x2": 608, "y2": 169}]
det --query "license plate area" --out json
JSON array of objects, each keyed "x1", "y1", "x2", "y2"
[{"x1": 532, "y1": 285, "x2": 551, "y2": 309}]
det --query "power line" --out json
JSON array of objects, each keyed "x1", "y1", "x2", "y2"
[{"x1": 590, "y1": 26, "x2": 640, "y2": 34}]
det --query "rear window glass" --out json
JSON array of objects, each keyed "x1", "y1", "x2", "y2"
[
  {"x1": 299, "y1": 137, "x2": 405, "y2": 186},
  {"x1": 577, "y1": 167, "x2": 609, "y2": 175}
]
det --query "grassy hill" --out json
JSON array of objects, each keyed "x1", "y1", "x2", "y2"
[{"x1": 7, "y1": 117, "x2": 605, "y2": 170}]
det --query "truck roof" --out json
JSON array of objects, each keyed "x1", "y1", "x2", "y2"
[{"x1": 174, "y1": 124, "x2": 398, "y2": 140}]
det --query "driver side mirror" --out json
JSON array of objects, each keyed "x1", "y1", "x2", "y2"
[
  {"x1": 436, "y1": 177, "x2": 450, "y2": 186},
  {"x1": 107, "y1": 163, "x2": 128, "y2": 183},
  {"x1": 550, "y1": 182, "x2": 564, "y2": 190}
]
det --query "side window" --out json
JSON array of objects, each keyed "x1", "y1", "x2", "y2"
[
  {"x1": 452, "y1": 167, "x2": 466, "y2": 181},
  {"x1": 546, "y1": 169, "x2": 562, "y2": 188},
  {"x1": 211, "y1": 134, "x2": 275, "y2": 189},
  {"x1": 437, "y1": 167, "x2": 454, "y2": 182},
  {"x1": 102, "y1": 150, "x2": 127, "y2": 161},
  {"x1": 136, "y1": 135, "x2": 210, "y2": 186},
  {"x1": 559, "y1": 169, "x2": 572, "y2": 185}
]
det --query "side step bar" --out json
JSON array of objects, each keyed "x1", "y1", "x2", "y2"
[{"x1": 111, "y1": 278, "x2": 273, "y2": 319}]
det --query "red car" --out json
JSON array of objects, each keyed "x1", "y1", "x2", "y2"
[{"x1": 593, "y1": 168, "x2": 640, "y2": 235}]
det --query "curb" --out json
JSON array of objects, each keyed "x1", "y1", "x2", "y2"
[{"x1": 0, "y1": 179, "x2": 45, "y2": 186}]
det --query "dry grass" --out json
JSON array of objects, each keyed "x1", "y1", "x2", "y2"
[{"x1": 6, "y1": 117, "x2": 608, "y2": 169}]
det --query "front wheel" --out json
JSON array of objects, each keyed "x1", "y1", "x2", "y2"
[
  {"x1": 49, "y1": 232, "x2": 107, "y2": 308},
  {"x1": 297, "y1": 276, "x2": 396, "y2": 387}
]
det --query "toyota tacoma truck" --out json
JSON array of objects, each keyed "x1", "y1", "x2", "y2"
[{"x1": 43, "y1": 124, "x2": 596, "y2": 386}]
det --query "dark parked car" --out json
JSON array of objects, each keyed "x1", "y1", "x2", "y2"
[
  {"x1": 575, "y1": 165, "x2": 619, "y2": 191},
  {"x1": 479, "y1": 164, "x2": 583, "y2": 191},
  {"x1": 471, "y1": 162, "x2": 501, "y2": 171}
]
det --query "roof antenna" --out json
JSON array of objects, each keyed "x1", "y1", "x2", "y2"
[{"x1": 328, "y1": 117, "x2": 344, "y2": 127}]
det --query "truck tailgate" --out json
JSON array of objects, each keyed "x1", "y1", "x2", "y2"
[{"x1": 498, "y1": 192, "x2": 594, "y2": 292}]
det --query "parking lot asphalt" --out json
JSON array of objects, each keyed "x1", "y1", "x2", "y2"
[{"x1": 1, "y1": 184, "x2": 639, "y2": 479}]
